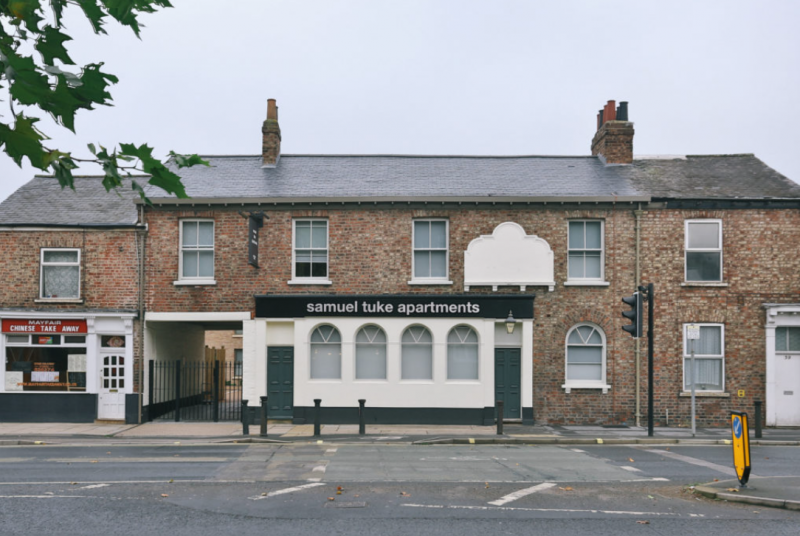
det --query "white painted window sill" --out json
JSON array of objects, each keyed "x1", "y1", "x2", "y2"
[
  {"x1": 35, "y1": 298, "x2": 83, "y2": 304},
  {"x1": 563, "y1": 281, "x2": 611, "y2": 287},
  {"x1": 308, "y1": 378, "x2": 343, "y2": 383},
  {"x1": 681, "y1": 282, "x2": 728, "y2": 287},
  {"x1": 562, "y1": 383, "x2": 611, "y2": 394},
  {"x1": 399, "y1": 380, "x2": 435, "y2": 384},
  {"x1": 288, "y1": 279, "x2": 333, "y2": 285},
  {"x1": 407, "y1": 280, "x2": 454, "y2": 285},
  {"x1": 353, "y1": 379, "x2": 389, "y2": 383},
  {"x1": 445, "y1": 380, "x2": 481, "y2": 384},
  {"x1": 173, "y1": 280, "x2": 217, "y2": 286},
  {"x1": 679, "y1": 391, "x2": 730, "y2": 398}
]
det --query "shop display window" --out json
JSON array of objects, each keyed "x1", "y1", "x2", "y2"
[{"x1": 5, "y1": 334, "x2": 87, "y2": 392}]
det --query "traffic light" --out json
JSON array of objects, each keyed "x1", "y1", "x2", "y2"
[{"x1": 622, "y1": 292, "x2": 643, "y2": 338}]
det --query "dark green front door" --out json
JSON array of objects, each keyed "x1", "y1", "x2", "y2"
[
  {"x1": 267, "y1": 347, "x2": 294, "y2": 419},
  {"x1": 495, "y1": 348, "x2": 521, "y2": 420}
]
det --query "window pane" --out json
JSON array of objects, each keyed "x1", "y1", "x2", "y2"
[
  {"x1": 42, "y1": 266, "x2": 79, "y2": 298},
  {"x1": 402, "y1": 326, "x2": 432, "y2": 344},
  {"x1": 198, "y1": 251, "x2": 214, "y2": 277},
  {"x1": 296, "y1": 262, "x2": 311, "y2": 277},
  {"x1": 311, "y1": 251, "x2": 328, "y2": 263},
  {"x1": 567, "y1": 346, "x2": 602, "y2": 364},
  {"x1": 696, "y1": 326, "x2": 722, "y2": 355},
  {"x1": 5, "y1": 347, "x2": 86, "y2": 392},
  {"x1": 414, "y1": 221, "x2": 430, "y2": 248},
  {"x1": 776, "y1": 327, "x2": 787, "y2": 352},
  {"x1": 568, "y1": 222, "x2": 584, "y2": 249},
  {"x1": 310, "y1": 343, "x2": 341, "y2": 379},
  {"x1": 311, "y1": 262, "x2": 327, "y2": 278},
  {"x1": 788, "y1": 327, "x2": 800, "y2": 351},
  {"x1": 296, "y1": 250, "x2": 312, "y2": 263},
  {"x1": 430, "y1": 221, "x2": 447, "y2": 248},
  {"x1": 568, "y1": 252, "x2": 584, "y2": 278},
  {"x1": 311, "y1": 222, "x2": 327, "y2": 248},
  {"x1": 585, "y1": 222, "x2": 602, "y2": 249},
  {"x1": 684, "y1": 358, "x2": 723, "y2": 390},
  {"x1": 688, "y1": 222, "x2": 720, "y2": 249},
  {"x1": 182, "y1": 251, "x2": 198, "y2": 277},
  {"x1": 44, "y1": 250, "x2": 78, "y2": 263},
  {"x1": 402, "y1": 343, "x2": 432, "y2": 380},
  {"x1": 585, "y1": 252, "x2": 601, "y2": 278},
  {"x1": 430, "y1": 251, "x2": 447, "y2": 278},
  {"x1": 198, "y1": 222, "x2": 214, "y2": 246},
  {"x1": 182, "y1": 222, "x2": 197, "y2": 246},
  {"x1": 686, "y1": 252, "x2": 721, "y2": 281},
  {"x1": 415, "y1": 250, "x2": 430, "y2": 278},
  {"x1": 567, "y1": 364, "x2": 602, "y2": 380},
  {"x1": 567, "y1": 330, "x2": 583, "y2": 344},
  {"x1": 356, "y1": 343, "x2": 387, "y2": 379},
  {"x1": 448, "y1": 343, "x2": 478, "y2": 380},
  {"x1": 295, "y1": 222, "x2": 311, "y2": 248}
]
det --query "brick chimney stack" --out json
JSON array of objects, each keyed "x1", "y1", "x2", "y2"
[
  {"x1": 591, "y1": 100, "x2": 634, "y2": 165},
  {"x1": 262, "y1": 99, "x2": 281, "y2": 167}
]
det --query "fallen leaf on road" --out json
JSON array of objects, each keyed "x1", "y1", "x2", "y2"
[
  {"x1": 161, "y1": 494, "x2": 169, "y2": 498},
  {"x1": 336, "y1": 491, "x2": 342, "y2": 495},
  {"x1": 354, "y1": 495, "x2": 360, "y2": 498},
  {"x1": 90, "y1": 460, "x2": 98, "y2": 464},
  {"x1": 713, "y1": 479, "x2": 719, "y2": 482},
  {"x1": 168, "y1": 479, "x2": 174, "y2": 483},
  {"x1": 400, "y1": 492, "x2": 410, "y2": 497},
  {"x1": 726, "y1": 488, "x2": 740, "y2": 493},
  {"x1": 647, "y1": 495, "x2": 654, "y2": 499},
  {"x1": 665, "y1": 447, "x2": 671, "y2": 451},
  {"x1": 636, "y1": 520, "x2": 650, "y2": 525},
  {"x1": 337, "y1": 486, "x2": 343, "y2": 491},
  {"x1": 327, "y1": 497, "x2": 335, "y2": 501},
  {"x1": 559, "y1": 486, "x2": 573, "y2": 491},
  {"x1": 261, "y1": 492, "x2": 267, "y2": 496},
  {"x1": 628, "y1": 458, "x2": 634, "y2": 462}
]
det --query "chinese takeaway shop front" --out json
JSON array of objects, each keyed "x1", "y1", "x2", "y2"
[
  {"x1": 250, "y1": 295, "x2": 534, "y2": 425},
  {"x1": 0, "y1": 311, "x2": 138, "y2": 423}
]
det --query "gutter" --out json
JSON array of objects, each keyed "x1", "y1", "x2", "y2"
[{"x1": 139, "y1": 195, "x2": 652, "y2": 206}]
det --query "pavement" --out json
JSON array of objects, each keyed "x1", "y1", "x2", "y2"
[{"x1": 2, "y1": 420, "x2": 799, "y2": 511}]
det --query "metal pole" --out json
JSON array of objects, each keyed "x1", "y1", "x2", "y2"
[
  {"x1": 147, "y1": 360, "x2": 154, "y2": 422},
  {"x1": 213, "y1": 360, "x2": 220, "y2": 423},
  {"x1": 260, "y1": 396, "x2": 269, "y2": 438},
  {"x1": 241, "y1": 399, "x2": 249, "y2": 435},
  {"x1": 754, "y1": 400, "x2": 763, "y2": 439},
  {"x1": 358, "y1": 399, "x2": 366, "y2": 436},
  {"x1": 690, "y1": 338, "x2": 696, "y2": 437},
  {"x1": 647, "y1": 282, "x2": 654, "y2": 437},
  {"x1": 314, "y1": 399, "x2": 321, "y2": 437},
  {"x1": 497, "y1": 400, "x2": 504, "y2": 435},
  {"x1": 175, "y1": 360, "x2": 181, "y2": 423}
]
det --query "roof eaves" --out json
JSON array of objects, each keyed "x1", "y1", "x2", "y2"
[{"x1": 141, "y1": 195, "x2": 651, "y2": 205}]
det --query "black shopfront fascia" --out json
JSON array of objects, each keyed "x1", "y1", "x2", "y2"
[{"x1": 255, "y1": 295, "x2": 534, "y2": 319}]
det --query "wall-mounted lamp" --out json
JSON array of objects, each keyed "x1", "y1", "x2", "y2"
[{"x1": 505, "y1": 310, "x2": 516, "y2": 334}]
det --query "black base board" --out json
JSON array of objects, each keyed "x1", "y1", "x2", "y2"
[
  {"x1": 291, "y1": 406, "x2": 495, "y2": 426},
  {"x1": 0, "y1": 393, "x2": 97, "y2": 423}
]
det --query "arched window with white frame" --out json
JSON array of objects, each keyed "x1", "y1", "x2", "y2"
[
  {"x1": 401, "y1": 326, "x2": 433, "y2": 380},
  {"x1": 447, "y1": 325, "x2": 479, "y2": 380},
  {"x1": 310, "y1": 325, "x2": 341, "y2": 379},
  {"x1": 355, "y1": 325, "x2": 387, "y2": 380},
  {"x1": 564, "y1": 323, "x2": 608, "y2": 392}
]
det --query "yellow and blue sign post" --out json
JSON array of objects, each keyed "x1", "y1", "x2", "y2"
[{"x1": 730, "y1": 411, "x2": 751, "y2": 487}]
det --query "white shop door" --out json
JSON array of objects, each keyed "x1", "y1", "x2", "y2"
[
  {"x1": 98, "y1": 354, "x2": 126, "y2": 421},
  {"x1": 776, "y1": 353, "x2": 800, "y2": 426}
]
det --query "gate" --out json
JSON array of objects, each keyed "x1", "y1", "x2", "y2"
[{"x1": 147, "y1": 354, "x2": 242, "y2": 422}]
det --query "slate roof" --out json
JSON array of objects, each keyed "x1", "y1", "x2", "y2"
[
  {"x1": 0, "y1": 177, "x2": 140, "y2": 226},
  {"x1": 1, "y1": 154, "x2": 798, "y2": 226}
]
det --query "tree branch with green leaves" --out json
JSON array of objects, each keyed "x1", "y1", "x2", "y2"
[{"x1": 0, "y1": 0, "x2": 207, "y2": 203}]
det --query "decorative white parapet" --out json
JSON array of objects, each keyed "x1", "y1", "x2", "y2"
[{"x1": 464, "y1": 222, "x2": 555, "y2": 292}]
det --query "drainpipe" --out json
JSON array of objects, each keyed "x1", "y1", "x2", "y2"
[
  {"x1": 136, "y1": 203, "x2": 147, "y2": 423},
  {"x1": 634, "y1": 204, "x2": 643, "y2": 427}
]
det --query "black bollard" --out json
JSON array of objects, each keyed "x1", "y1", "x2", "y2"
[
  {"x1": 314, "y1": 399, "x2": 321, "y2": 437},
  {"x1": 358, "y1": 399, "x2": 366, "y2": 436},
  {"x1": 241, "y1": 399, "x2": 249, "y2": 436},
  {"x1": 496, "y1": 400, "x2": 504, "y2": 435},
  {"x1": 260, "y1": 396, "x2": 269, "y2": 438},
  {"x1": 754, "y1": 400, "x2": 763, "y2": 439}
]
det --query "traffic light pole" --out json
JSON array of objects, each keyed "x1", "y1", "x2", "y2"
[{"x1": 641, "y1": 282, "x2": 655, "y2": 437}]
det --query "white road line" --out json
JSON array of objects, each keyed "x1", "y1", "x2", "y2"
[
  {"x1": 312, "y1": 465, "x2": 327, "y2": 473},
  {"x1": 620, "y1": 466, "x2": 641, "y2": 473},
  {"x1": 403, "y1": 504, "x2": 699, "y2": 516},
  {"x1": 642, "y1": 449, "x2": 737, "y2": 475},
  {"x1": 488, "y1": 482, "x2": 556, "y2": 506},
  {"x1": 325, "y1": 448, "x2": 338, "y2": 454},
  {"x1": 306, "y1": 478, "x2": 322, "y2": 482},
  {"x1": 0, "y1": 495, "x2": 100, "y2": 499},
  {"x1": 570, "y1": 449, "x2": 585, "y2": 453},
  {"x1": 79, "y1": 484, "x2": 110, "y2": 489},
  {"x1": 248, "y1": 483, "x2": 324, "y2": 501}
]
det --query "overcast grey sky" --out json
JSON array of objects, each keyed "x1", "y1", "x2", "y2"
[{"x1": 1, "y1": 0, "x2": 799, "y2": 202}]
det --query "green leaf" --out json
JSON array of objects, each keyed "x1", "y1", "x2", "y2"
[
  {"x1": 7, "y1": 0, "x2": 44, "y2": 33},
  {"x1": 0, "y1": 114, "x2": 49, "y2": 169},
  {"x1": 119, "y1": 142, "x2": 187, "y2": 198},
  {"x1": 49, "y1": 154, "x2": 78, "y2": 189},
  {"x1": 87, "y1": 143, "x2": 96, "y2": 155},
  {"x1": 72, "y1": 63, "x2": 118, "y2": 105},
  {"x1": 37, "y1": 25, "x2": 74, "y2": 65},
  {"x1": 130, "y1": 179, "x2": 152, "y2": 205},
  {"x1": 168, "y1": 151, "x2": 209, "y2": 169},
  {"x1": 76, "y1": 0, "x2": 109, "y2": 34}
]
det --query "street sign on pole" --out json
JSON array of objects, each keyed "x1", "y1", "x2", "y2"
[
  {"x1": 730, "y1": 411, "x2": 751, "y2": 487},
  {"x1": 687, "y1": 324, "x2": 700, "y2": 437}
]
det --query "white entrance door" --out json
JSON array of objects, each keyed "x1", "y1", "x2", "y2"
[
  {"x1": 98, "y1": 354, "x2": 126, "y2": 421},
  {"x1": 776, "y1": 353, "x2": 800, "y2": 426}
]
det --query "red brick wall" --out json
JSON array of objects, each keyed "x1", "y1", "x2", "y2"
[{"x1": 143, "y1": 205, "x2": 800, "y2": 426}]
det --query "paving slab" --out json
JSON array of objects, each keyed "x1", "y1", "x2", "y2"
[{"x1": 695, "y1": 476, "x2": 800, "y2": 511}]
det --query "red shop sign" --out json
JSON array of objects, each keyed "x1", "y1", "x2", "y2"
[{"x1": 2, "y1": 319, "x2": 88, "y2": 334}]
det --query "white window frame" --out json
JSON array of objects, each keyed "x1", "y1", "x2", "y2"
[
  {"x1": 410, "y1": 219, "x2": 451, "y2": 284},
  {"x1": 682, "y1": 323, "x2": 725, "y2": 392},
  {"x1": 775, "y1": 326, "x2": 800, "y2": 354},
  {"x1": 685, "y1": 219, "x2": 723, "y2": 283},
  {"x1": 309, "y1": 324, "x2": 342, "y2": 380},
  {"x1": 177, "y1": 219, "x2": 215, "y2": 284},
  {"x1": 290, "y1": 219, "x2": 331, "y2": 285},
  {"x1": 400, "y1": 324, "x2": 434, "y2": 382},
  {"x1": 562, "y1": 322, "x2": 609, "y2": 393},
  {"x1": 354, "y1": 324, "x2": 388, "y2": 381},
  {"x1": 446, "y1": 325, "x2": 480, "y2": 381},
  {"x1": 39, "y1": 248, "x2": 81, "y2": 300},
  {"x1": 566, "y1": 220, "x2": 606, "y2": 284}
]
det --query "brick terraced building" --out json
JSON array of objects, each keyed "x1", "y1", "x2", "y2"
[{"x1": 2, "y1": 99, "x2": 800, "y2": 427}]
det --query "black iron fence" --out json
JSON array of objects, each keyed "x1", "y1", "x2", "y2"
[{"x1": 147, "y1": 360, "x2": 243, "y2": 422}]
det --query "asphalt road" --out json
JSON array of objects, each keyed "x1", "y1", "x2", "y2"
[{"x1": 0, "y1": 442, "x2": 797, "y2": 535}]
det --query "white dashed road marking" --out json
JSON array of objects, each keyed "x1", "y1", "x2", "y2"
[
  {"x1": 620, "y1": 466, "x2": 642, "y2": 473},
  {"x1": 403, "y1": 504, "x2": 702, "y2": 516},
  {"x1": 642, "y1": 449, "x2": 736, "y2": 475},
  {"x1": 488, "y1": 482, "x2": 556, "y2": 506},
  {"x1": 248, "y1": 483, "x2": 325, "y2": 501}
]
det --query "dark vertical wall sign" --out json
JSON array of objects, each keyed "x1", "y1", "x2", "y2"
[{"x1": 248, "y1": 214, "x2": 264, "y2": 268}]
